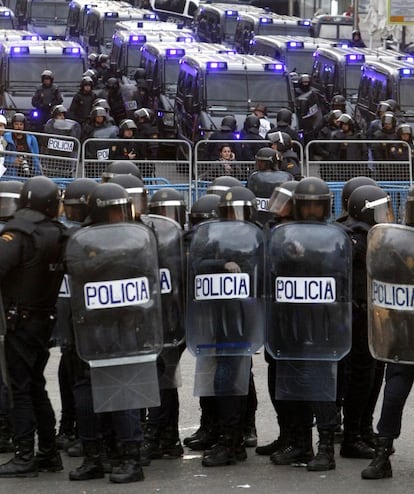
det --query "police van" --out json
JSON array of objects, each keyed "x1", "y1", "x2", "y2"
[
  {"x1": 0, "y1": 40, "x2": 86, "y2": 128},
  {"x1": 174, "y1": 52, "x2": 296, "y2": 143},
  {"x1": 26, "y1": 0, "x2": 70, "y2": 39},
  {"x1": 233, "y1": 10, "x2": 312, "y2": 54},
  {"x1": 356, "y1": 59, "x2": 414, "y2": 126},
  {"x1": 110, "y1": 25, "x2": 194, "y2": 80},
  {"x1": 192, "y1": 3, "x2": 262, "y2": 47},
  {"x1": 310, "y1": 14, "x2": 353, "y2": 43},
  {"x1": 249, "y1": 35, "x2": 333, "y2": 73},
  {"x1": 65, "y1": 0, "x2": 98, "y2": 44},
  {"x1": 84, "y1": 2, "x2": 159, "y2": 53},
  {"x1": 0, "y1": 29, "x2": 41, "y2": 41},
  {"x1": 311, "y1": 46, "x2": 413, "y2": 109},
  {"x1": 140, "y1": 0, "x2": 199, "y2": 25},
  {"x1": 0, "y1": 7, "x2": 16, "y2": 29},
  {"x1": 139, "y1": 41, "x2": 236, "y2": 139},
  {"x1": 8, "y1": 0, "x2": 28, "y2": 28}
]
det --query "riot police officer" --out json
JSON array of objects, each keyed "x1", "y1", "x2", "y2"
[
  {"x1": 336, "y1": 176, "x2": 378, "y2": 223},
  {"x1": 31, "y1": 70, "x2": 63, "y2": 128},
  {"x1": 101, "y1": 160, "x2": 142, "y2": 182},
  {"x1": 148, "y1": 189, "x2": 187, "y2": 229},
  {"x1": 206, "y1": 175, "x2": 243, "y2": 196},
  {"x1": 68, "y1": 76, "x2": 98, "y2": 126},
  {"x1": 0, "y1": 177, "x2": 66, "y2": 477},
  {"x1": 133, "y1": 108, "x2": 159, "y2": 169},
  {"x1": 247, "y1": 147, "x2": 294, "y2": 226},
  {"x1": 266, "y1": 131, "x2": 302, "y2": 179},
  {"x1": 109, "y1": 119, "x2": 138, "y2": 161}
]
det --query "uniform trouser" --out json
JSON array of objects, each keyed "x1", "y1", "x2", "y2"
[
  {"x1": 342, "y1": 308, "x2": 376, "y2": 437},
  {"x1": 377, "y1": 363, "x2": 414, "y2": 439},
  {"x1": 73, "y1": 377, "x2": 143, "y2": 443},
  {"x1": 0, "y1": 371, "x2": 9, "y2": 417},
  {"x1": 58, "y1": 349, "x2": 77, "y2": 433},
  {"x1": 267, "y1": 356, "x2": 314, "y2": 431},
  {"x1": 5, "y1": 314, "x2": 56, "y2": 445}
]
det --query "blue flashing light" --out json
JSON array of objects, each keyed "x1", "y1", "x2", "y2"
[
  {"x1": 22, "y1": 35, "x2": 40, "y2": 40},
  {"x1": 129, "y1": 34, "x2": 146, "y2": 44},
  {"x1": 63, "y1": 47, "x2": 80, "y2": 55},
  {"x1": 206, "y1": 61, "x2": 228, "y2": 70},
  {"x1": 217, "y1": 49, "x2": 236, "y2": 54},
  {"x1": 400, "y1": 67, "x2": 414, "y2": 77},
  {"x1": 143, "y1": 13, "x2": 158, "y2": 20},
  {"x1": 287, "y1": 41, "x2": 304, "y2": 49},
  {"x1": 31, "y1": 110, "x2": 39, "y2": 119},
  {"x1": 259, "y1": 17, "x2": 273, "y2": 24},
  {"x1": 176, "y1": 36, "x2": 193, "y2": 42},
  {"x1": 104, "y1": 12, "x2": 118, "y2": 17},
  {"x1": 399, "y1": 55, "x2": 414, "y2": 63},
  {"x1": 264, "y1": 62, "x2": 285, "y2": 72},
  {"x1": 10, "y1": 46, "x2": 29, "y2": 55},
  {"x1": 166, "y1": 48, "x2": 185, "y2": 58},
  {"x1": 225, "y1": 10, "x2": 237, "y2": 17},
  {"x1": 346, "y1": 53, "x2": 364, "y2": 63},
  {"x1": 298, "y1": 19, "x2": 310, "y2": 26}
]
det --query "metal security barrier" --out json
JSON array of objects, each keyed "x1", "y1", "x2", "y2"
[
  {"x1": 0, "y1": 129, "x2": 81, "y2": 179},
  {"x1": 81, "y1": 138, "x2": 193, "y2": 204},
  {"x1": 193, "y1": 139, "x2": 305, "y2": 201}
]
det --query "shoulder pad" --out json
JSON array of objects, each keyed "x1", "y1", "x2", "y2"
[{"x1": 5, "y1": 209, "x2": 48, "y2": 234}]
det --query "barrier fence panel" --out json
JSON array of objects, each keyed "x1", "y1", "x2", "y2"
[
  {"x1": 0, "y1": 129, "x2": 81, "y2": 180},
  {"x1": 193, "y1": 139, "x2": 305, "y2": 201},
  {"x1": 81, "y1": 138, "x2": 193, "y2": 204}
]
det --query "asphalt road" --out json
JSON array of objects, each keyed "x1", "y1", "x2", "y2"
[{"x1": 1, "y1": 347, "x2": 413, "y2": 493}]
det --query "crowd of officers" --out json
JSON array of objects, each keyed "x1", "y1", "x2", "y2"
[{"x1": 0, "y1": 149, "x2": 410, "y2": 484}]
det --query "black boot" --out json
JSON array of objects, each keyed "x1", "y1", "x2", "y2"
[
  {"x1": 256, "y1": 425, "x2": 290, "y2": 456},
  {"x1": 340, "y1": 433, "x2": 375, "y2": 459},
  {"x1": 69, "y1": 440, "x2": 105, "y2": 481},
  {"x1": 0, "y1": 416, "x2": 13, "y2": 453},
  {"x1": 185, "y1": 427, "x2": 217, "y2": 451},
  {"x1": 159, "y1": 426, "x2": 184, "y2": 459},
  {"x1": 66, "y1": 438, "x2": 84, "y2": 457},
  {"x1": 361, "y1": 437, "x2": 393, "y2": 480},
  {"x1": 36, "y1": 446, "x2": 63, "y2": 472},
  {"x1": 110, "y1": 442, "x2": 144, "y2": 484},
  {"x1": 0, "y1": 438, "x2": 38, "y2": 478},
  {"x1": 202, "y1": 431, "x2": 237, "y2": 467},
  {"x1": 307, "y1": 429, "x2": 335, "y2": 471},
  {"x1": 270, "y1": 428, "x2": 314, "y2": 466},
  {"x1": 140, "y1": 424, "x2": 161, "y2": 464}
]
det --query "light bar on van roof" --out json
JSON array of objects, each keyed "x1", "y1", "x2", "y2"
[
  {"x1": 298, "y1": 19, "x2": 311, "y2": 26},
  {"x1": 287, "y1": 41, "x2": 304, "y2": 49},
  {"x1": 264, "y1": 62, "x2": 284, "y2": 72},
  {"x1": 398, "y1": 55, "x2": 414, "y2": 63},
  {"x1": 63, "y1": 47, "x2": 80, "y2": 55},
  {"x1": 206, "y1": 61, "x2": 228, "y2": 70},
  {"x1": 225, "y1": 10, "x2": 237, "y2": 16},
  {"x1": 143, "y1": 13, "x2": 158, "y2": 20},
  {"x1": 0, "y1": 11, "x2": 11, "y2": 16},
  {"x1": 400, "y1": 67, "x2": 414, "y2": 77},
  {"x1": 105, "y1": 12, "x2": 118, "y2": 17},
  {"x1": 10, "y1": 46, "x2": 29, "y2": 55},
  {"x1": 129, "y1": 34, "x2": 146, "y2": 44},
  {"x1": 176, "y1": 36, "x2": 193, "y2": 42},
  {"x1": 22, "y1": 35, "x2": 40, "y2": 40},
  {"x1": 166, "y1": 48, "x2": 185, "y2": 58},
  {"x1": 260, "y1": 17, "x2": 273, "y2": 24},
  {"x1": 346, "y1": 53, "x2": 364, "y2": 63}
]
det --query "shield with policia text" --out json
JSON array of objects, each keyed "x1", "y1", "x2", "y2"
[
  {"x1": 367, "y1": 223, "x2": 414, "y2": 364},
  {"x1": 142, "y1": 213, "x2": 185, "y2": 388},
  {"x1": 66, "y1": 222, "x2": 163, "y2": 412},
  {"x1": 186, "y1": 219, "x2": 265, "y2": 396},
  {"x1": 267, "y1": 222, "x2": 352, "y2": 400}
]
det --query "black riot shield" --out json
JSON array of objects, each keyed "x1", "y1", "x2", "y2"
[
  {"x1": 142, "y1": 214, "x2": 185, "y2": 389},
  {"x1": 367, "y1": 224, "x2": 414, "y2": 364},
  {"x1": 66, "y1": 222, "x2": 163, "y2": 412},
  {"x1": 267, "y1": 222, "x2": 352, "y2": 401},
  {"x1": 187, "y1": 220, "x2": 265, "y2": 396},
  {"x1": 0, "y1": 290, "x2": 12, "y2": 406}
]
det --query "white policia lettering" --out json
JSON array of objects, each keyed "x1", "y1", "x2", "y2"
[
  {"x1": 84, "y1": 277, "x2": 150, "y2": 309},
  {"x1": 195, "y1": 273, "x2": 250, "y2": 300},
  {"x1": 372, "y1": 279, "x2": 414, "y2": 311},
  {"x1": 275, "y1": 277, "x2": 336, "y2": 303}
]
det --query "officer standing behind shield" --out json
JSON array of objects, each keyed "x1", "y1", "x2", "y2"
[
  {"x1": 0, "y1": 176, "x2": 66, "y2": 478},
  {"x1": 361, "y1": 188, "x2": 414, "y2": 479}
]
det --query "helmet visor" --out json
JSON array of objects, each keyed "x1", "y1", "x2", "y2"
[
  {"x1": 362, "y1": 196, "x2": 395, "y2": 224},
  {"x1": 269, "y1": 186, "x2": 294, "y2": 218}
]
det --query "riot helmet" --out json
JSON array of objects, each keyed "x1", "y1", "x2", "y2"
[
  {"x1": 337, "y1": 113, "x2": 355, "y2": 131},
  {"x1": 376, "y1": 101, "x2": 391, "y2": 117},
  {"x1": 102, "y1": 160, "x2": 141, "y2": 182},
  {"x1": 348, "y1": 185, "x2": 394, "y2": 226},
  {"x1": 105, "y1": 77, "x2": 119, "y2": 90},
  {"x1": 41, "y1": 69, "x2": 54, "y2": 82},
  {"x1": 254, "y1": 147, "x2": 281, "y2": 170},
  {"x1": 149, "y1": 188, "x2": 186, "y2": 228},
  {"x1": 331, "y1": 94, "x2": 346, "y2": 112},
  {"x1": 119, "y1": 119, "x2": 137, "y2": 133},
  {"x1": 133, "y1": 107, "x2": 153, "y2": 123},
  {"x1": 19, "y1": 176, "x2": 61, "y2": 218},
  {"x1": 404, "y1": 188, "x2": 414, "y2": 227},
  {"x1": 108, "y1": 174, "x2": 148, "y2": 218},
  {"x1": 88, "y1": 182, "x2": 132, "y2": 224},
  {"x1": 206, "y1": 176, "x2": 243, "y2": 197},
  {"x1": 11, "y1": 112, "x2": 26, "y2": 124},
  {"x1": 267, "y1": 131, "x2": 292, "y2": 152},
  {"x1": 97, "y1": 53, "x2": 109, "y2": 66},
  {"x1": 90, "y1": 106, "x2": 107, "y2": 122},
  {"x1": 83, "y1": 69, "x2": 98, "y2": 85},
  {"x1": 293, "y1": 177, "x2": 332, "y2": 222},
  {"x1": 396, "y1": 123, "x2": 413, "y2": 141},
  {"x1": 220, "y1": 115, "x2": 237, "y2": 132},
  {"x1": 80, "y1": 76, "x2": 93, "y2": 88},
  {"x1": 92, "y1": 98, "x2": 110, "y2": 112},
  {"x1": 51, "y1": 104, "x2": 67, "y2": 118},
  {"x1": 298, "y1": 73, "x2": 311, "y2": 92},
  {"x1": 328, "y1": 109, "x2": 342, "y2": 126},
  {"x1": 340, "y1": 176, "x2": 378, "y2": 213},
  {"x1": 243, "y1": 114, "x2": 260, "y2": 132},
  {"x1": 381, "y1": 112, "x2": 396, "y2": 132},
  {"x1": 0, "y1": 180, "x2": 23, "y2": 220},
  {"x1": 218, "y1": 186, "x2": 256, "y2": 222},
  {"x1": 189, "y1": 193, "x2": 220, "y2": 228},
  {"x1": 384, "y1": 99, "x2": 398, "y2": 113},
  {"x1": 88, "y1": 52, "x2": 98, "y2": 66},
  {"x1": 268, "y1": 180, "x2": 298, "y2": 220},
  {"x1": 276, "y1": 108, "x2": 293, "y2": 126},
  {"x1": 63, "y1": 178, "x2": 98, "y2": 223}
]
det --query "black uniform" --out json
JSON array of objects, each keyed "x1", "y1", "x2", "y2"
[{"x1": 31, "y1": 84, "x2": 63, "y2": 128}]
